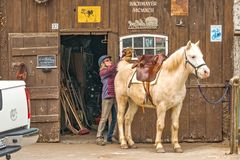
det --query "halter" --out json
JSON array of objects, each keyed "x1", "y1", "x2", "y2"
[{"x1": 184, "y1": 48, "x2": 207, "y2": 78}]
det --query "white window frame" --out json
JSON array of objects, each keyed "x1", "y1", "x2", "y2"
[{"x1": 120, "y1": 34, "x2": 168, "y2": 60}]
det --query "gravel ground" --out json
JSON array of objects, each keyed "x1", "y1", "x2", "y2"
[{"x1": 3, "y1": 141, "x2": 239, "y2": 160}]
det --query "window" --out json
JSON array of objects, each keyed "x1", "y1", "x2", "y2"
[{"x1": 120, "y1": 34, "x2": 168, "y2": 59}]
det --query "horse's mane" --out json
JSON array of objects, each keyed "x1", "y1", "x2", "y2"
[{"x1": 161, "y1": 47, "x2": 185, "y2": 72}]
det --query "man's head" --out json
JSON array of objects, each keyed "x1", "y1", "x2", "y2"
[{"x1": 98, "y1": 55, "x2": 112, "y2": 67}]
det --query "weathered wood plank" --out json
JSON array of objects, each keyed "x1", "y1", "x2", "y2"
[
  {"x1": 59, "y1": 0, "x2": 73, "y2": 29},
  {"x1": 31, "y1": 114, "x2": 60, "y2": 123},
  {"x1": 222, "y1": 0, "x2": 233, "y2": 80},
  {"x1": 11, "y1": 46, "x2": 58, "y2": 56},
  {"x1": 205, "y1": 88, "x2": 223, "y2": 141},
  {"x1": 29, "y1": 86, "x2": 59, "y2": 100},
  {"x1": 37, "y1": 1, "x2": 48, "y2": 32},
  {"x1": 189, "y1": 88, "x2": 206, "y2": 140},
  {"x1": 204, "y1": 0, "x2": 224, "y2": 141}
]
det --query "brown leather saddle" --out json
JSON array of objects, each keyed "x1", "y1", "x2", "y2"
[{"x1": 131, "y1": 54, "x2": 167, "y2": 105}]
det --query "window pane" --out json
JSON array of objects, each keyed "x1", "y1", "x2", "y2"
[
  {"x1": 123, "y1": 38, "x2": 132, "y2": 48},
  {"x1": 156, "y1": 48, "x2": 166, "y2": 54},
  {"x1": 134, "y1": 49, "x2": 143, "y2": 57},
  {"x1": 145, "y1": 37, "x2": 154, "y2": 48},
  {"x1": 156, "y1": 37, "x2": 165, "y2": 47},
  {"x1": 145, "y1": 49, "x2": 154, "y2": 55},
  {"x1": 134, "y1": 37, "x2": 143, "y2": 48}
]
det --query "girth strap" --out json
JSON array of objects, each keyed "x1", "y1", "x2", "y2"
[{"x1": 142, "y1": 82, "x2": 154, "y2": 106}]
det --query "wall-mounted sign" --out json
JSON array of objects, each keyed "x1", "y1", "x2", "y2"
[
  {"x1": 78, "y1": 6, "x2": 101, "y2": 23},
  {"x1": 37, "y1": 55, "x2": 57, "y2": 69},
  {"x1": 51, "y1": 23, "x2": 59, "y2": 30},
  {"x1": 171, "y1": 0, "x2": 189, "y2": 16},
  {"x1": 128, "y1": 16, "x2": 158, "y2": 29},
  {"x1": 210, "y1": 25, "x2": 222, "y2": 42},
  {"x1": 129, "y1": 1, "x2": 157, "y2": 13}
]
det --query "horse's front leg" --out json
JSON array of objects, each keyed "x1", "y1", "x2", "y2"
[
  {"x1": 124, "y1": 100, "x2": 138, "y2": 148},
  {"x1": 171, "y1": 103, "x2": 183, "y2": 153},
  {"x1": 116, "y1": 96, "x2": 128, "y2": 149},
  {"x1": 155, "y1": 105, "x2": 167, "y2": 153}
]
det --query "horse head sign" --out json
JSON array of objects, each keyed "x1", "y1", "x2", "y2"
[{"x1": 115, "y1": 41, "x2": 210, "y2": 153}]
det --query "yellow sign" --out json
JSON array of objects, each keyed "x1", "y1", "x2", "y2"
[{"x1": 78, "y1": 6, "x2": 101, "y2": 23}]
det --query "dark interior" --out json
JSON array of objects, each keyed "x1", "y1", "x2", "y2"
[{"x1": 60, "y1": 35, "x2": 107, "y2": 134}]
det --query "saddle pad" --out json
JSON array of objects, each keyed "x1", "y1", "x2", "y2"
[{"x1": 130, "y1": 69, "x2": 160, "y2": 85}]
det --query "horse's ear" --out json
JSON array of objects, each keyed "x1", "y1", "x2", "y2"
[
  {"x1": 195, "y1": 40, "x2": 200, "y2": 47},
  {"x1": 186, "y1": 41, "x2": 191, "y2": 50}
]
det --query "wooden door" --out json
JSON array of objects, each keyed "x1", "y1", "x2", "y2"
[{"x1": 8, "y1": 33, "x2": 60, "y2": 142}]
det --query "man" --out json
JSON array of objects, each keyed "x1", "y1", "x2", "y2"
[{"x1": 96, "y1": 55, "x2": 117, "y2": 146}]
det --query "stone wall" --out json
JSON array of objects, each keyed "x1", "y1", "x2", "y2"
[{"x1": 234, "y1": 0, "x2": 240, "y2": 75}]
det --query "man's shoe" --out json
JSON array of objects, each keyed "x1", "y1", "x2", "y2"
[
  {"x1": 106, "y1": 138, "x2": 113, "y2": 144},
  {"x1": 96, "y1": 137, "x2": 106, "y2": 146}
]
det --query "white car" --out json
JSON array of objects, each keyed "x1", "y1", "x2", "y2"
[{"x1": 0, "y1": 81, "x2": 39, "y2": 160}]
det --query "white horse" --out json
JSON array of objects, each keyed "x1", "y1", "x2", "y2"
[{"x1": 114, "y1": 41, "x2": 210, "y2": 153}]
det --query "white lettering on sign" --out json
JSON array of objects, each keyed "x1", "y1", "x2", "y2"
[
  {"x1": 129, "y1": 1, "x2": 157, "y2": 6},
  {"x1": 132, "y1": 8, "x2": 154, "y2": 12},
  {"x1": 129, "y1": 1, "x2": 157, "y2": 13}
]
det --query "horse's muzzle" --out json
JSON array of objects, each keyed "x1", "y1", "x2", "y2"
[{"x1": 198, "y1": 66, "x2": 210, "y2": 79}]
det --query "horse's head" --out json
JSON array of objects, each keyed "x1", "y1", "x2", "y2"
[{"x1": 184, "y1": 41, "x2": 210, "y2": 79}]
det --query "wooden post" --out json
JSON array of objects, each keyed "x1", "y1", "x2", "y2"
[{"x1": 229, "y1": 76, "x2": 240, "y2": 154}]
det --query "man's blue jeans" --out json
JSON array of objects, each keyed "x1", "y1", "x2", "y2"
[{"x1": 107, "y1": 105, "x2": 117, "y2": 141}]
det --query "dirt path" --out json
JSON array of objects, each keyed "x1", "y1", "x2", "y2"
[{"x1": 5, "y1": 142, "x2": 240, "y2": 160}]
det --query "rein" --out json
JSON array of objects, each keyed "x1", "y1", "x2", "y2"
[
  {"x1": 184, "y1": 48, "x2": 232, "y2": 109},
  {"x1": 196, "y1": 78, "x2": 232, "y2": 110}
]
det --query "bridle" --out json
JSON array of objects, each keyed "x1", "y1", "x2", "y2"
[{"x1": 184, "y1": 48, "x2": 207, "y2": 78}]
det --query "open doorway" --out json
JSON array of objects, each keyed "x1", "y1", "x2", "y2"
[{"x1": 60, "y1": 35, "x2": 107, "y2": 141}]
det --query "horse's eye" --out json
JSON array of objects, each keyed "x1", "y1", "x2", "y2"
[{"x1": 191, "y1": 56, "x2": 196, "y2": 59}]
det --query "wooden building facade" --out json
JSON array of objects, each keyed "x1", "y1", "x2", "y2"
[{"x1": 0, "y1": 0, "x2": 233, "y2": 142}]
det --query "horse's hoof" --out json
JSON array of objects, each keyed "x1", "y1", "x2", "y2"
[
  {"x1": 120, "y1": 144, "x2": 129, "y2": 149},
  {"x1": 129, "y1": 144, "x2": 138, "y2": 149},
  {"x1": 174, "y1": 147, "x2": 183, "y2": 153},
  {"x1": 156, "y1": 148, "x2": 165, "y2": 153}
]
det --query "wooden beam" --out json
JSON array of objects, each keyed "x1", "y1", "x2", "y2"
[
  {"x1": 60, "y1": 28, "x2": 111, "y2": 35},
  {"x1": 229, "y1": 76, "x2": 240, "y2": 154}
]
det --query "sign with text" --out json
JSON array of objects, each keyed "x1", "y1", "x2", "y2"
[
  {"x1": 78, "y1": 6, "x2": 101, "y2": 23},
  {"x1": 37, "y1": 55, "x2": 57, "y2": 68},
  {"x1": 129, "y1": 1, "x2": 157, "y2": 13},
  {"x1": 171, "y1": 0, "x2": 189, "y2": 16},
  {"x1": 51, "y1": 23, "x2": 59, "y2": 30}
]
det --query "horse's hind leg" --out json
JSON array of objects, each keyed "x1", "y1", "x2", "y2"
[
  {"x1": 171, "y1": 103, "x2": 183, "y2": 153},
  {"x1": 116, "y1": 95, "x2": 128, "y2": 149},
  {"x1": 125, "y1": 100, "x2": 138, "y2": 149}
]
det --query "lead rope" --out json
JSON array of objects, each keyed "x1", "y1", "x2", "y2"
[{"x1": 196, "y1": 79, "x2": 232, "y2": 111}]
